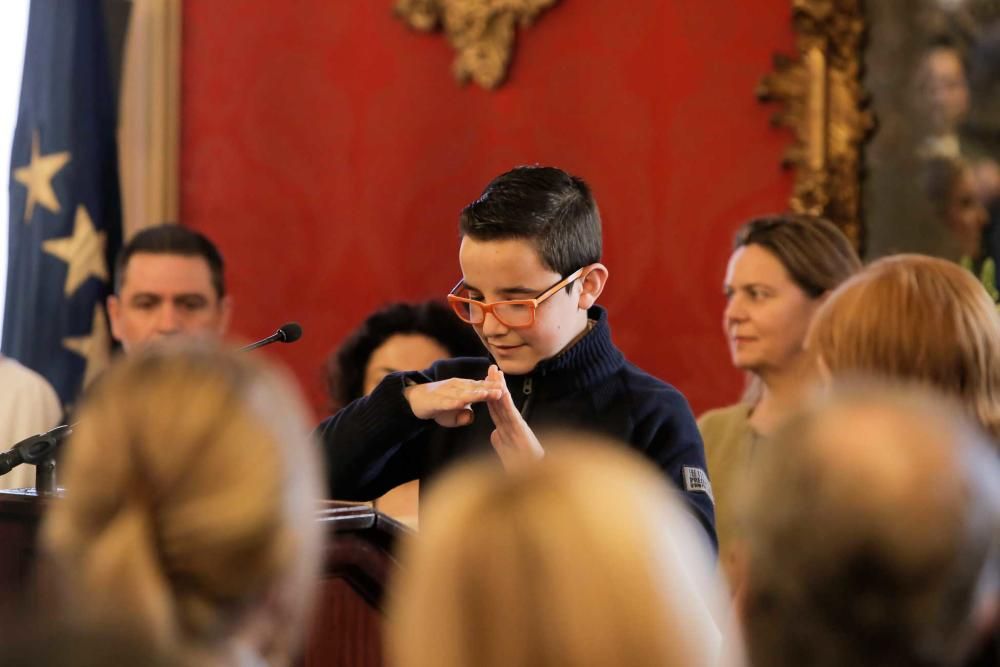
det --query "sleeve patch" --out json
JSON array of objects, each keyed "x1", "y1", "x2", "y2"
[{"x1": 683, "y1": 466, "x2": 714, "y2": 504}]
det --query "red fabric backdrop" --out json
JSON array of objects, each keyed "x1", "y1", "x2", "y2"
[{"x1": 180, "y1": 1, "x2": 795, "y2": 419}]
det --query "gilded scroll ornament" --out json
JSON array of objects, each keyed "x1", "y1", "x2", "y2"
[
  {"x1": 757, "y1": 0, "x2": 873, "y2": 251},
  {"x1": 395, "y1": 0, "x2": 559, "y2": 89}
]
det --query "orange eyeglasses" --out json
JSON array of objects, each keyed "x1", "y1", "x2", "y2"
[{"x1": 447, "y1": 267, "x2": 585, "y2": 329}]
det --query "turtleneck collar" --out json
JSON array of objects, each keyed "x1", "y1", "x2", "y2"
[{"x1": 498, "y1": 305, "x2": 625, "y2": 394}]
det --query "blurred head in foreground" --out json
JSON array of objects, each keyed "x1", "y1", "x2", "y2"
[
  {"x1": 388, "y1": 435, "x2": 729, "y2": 667},
  {"x1": 739, "y1": 382, "x2": 999, "y2": 667},
  {"x1": 41, "y1": 344, "x2": 324, "y2": 667},
  {"x1": 809, "y1": 253, "x2": 1000, "y2": 440},
  {"x1": 0, "y1": 623, "x2": 187, "y2": 667}
]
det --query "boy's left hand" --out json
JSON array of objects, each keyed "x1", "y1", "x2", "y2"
[{"x1": 485, "y1": 365, "x2": 544, "y2": 470}]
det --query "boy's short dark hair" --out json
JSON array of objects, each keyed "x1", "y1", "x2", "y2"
[
  {"x1": 114, "y1": 224, "x2": 226, "y2": 297},
  {"x1": 459, "y1": 166, "x2": 602, "y2": 277}
]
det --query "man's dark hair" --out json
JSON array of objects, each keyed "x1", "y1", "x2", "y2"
[
  {"x1": 459, "y1": 166, "x2": 602, "y2": 278},
  {"x1": 114, "y1": 224, "x2": 225, "y2": 298},
  {"x1": 325, "y1": 300, "x2": 484, "y2": 411}
]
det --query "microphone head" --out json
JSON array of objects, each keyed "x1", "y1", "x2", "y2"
[{"x1": 277, "y1": 322, "x2": 303, "y2": 344}]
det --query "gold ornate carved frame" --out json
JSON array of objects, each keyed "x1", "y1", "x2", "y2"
[
  {"x1": 758, "y1": 0, "x2": 873, "y2": 252},
  {"x1": 395, "y1": 0, "x2": 559, "y2": 90}
]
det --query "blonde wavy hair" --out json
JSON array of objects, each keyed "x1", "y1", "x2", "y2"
[
  {"x1": 41, "y1": 345, "x2": 323, "y2": 665},
  {"x1": 387, "y1": 435, "x2": 728, "y2": 667},
  {"x1": 808, "y1": 254, "x2": 1000, "y2": 439}
]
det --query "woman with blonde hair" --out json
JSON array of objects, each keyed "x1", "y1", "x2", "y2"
[
  {"x1": 41, "y1": 345, "x2": 324, "y2": 666},
  {"x1": 699, "y1": 214, "x2": 861, "y2": 581},
  {"x1": 387, "y1": 435, "x2": 732, "y2": 667},
  {"x1": 809, "y1": 253, "x2": 1000, "y2": 440}
]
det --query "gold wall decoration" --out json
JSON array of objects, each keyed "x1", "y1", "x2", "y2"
[
  {"x1": 395, "y1": 0, "x2": 559, "y2": 89},
  {"x1": 757, "y1": 0, "x2": 873, "y2": 251}
]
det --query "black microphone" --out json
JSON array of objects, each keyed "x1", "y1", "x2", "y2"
[
  {"x1": 239, "y1": 322, "x2": 303, "y2": 352},
  {"x1": 0, "y1": 424, "x2": 74, "y2": 476}
]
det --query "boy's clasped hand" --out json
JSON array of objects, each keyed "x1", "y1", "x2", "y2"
[{"x1": 403, "y1": 364, "x2": 544, "y2": 469}]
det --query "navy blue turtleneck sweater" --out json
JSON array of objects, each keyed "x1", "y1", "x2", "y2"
[{"x1": 317, "y1": 306, "x2": 717, "y2": 548}]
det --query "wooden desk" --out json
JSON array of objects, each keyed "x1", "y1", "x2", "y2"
[{"x1": 0, "y1": 490, "x2": 406, "y2": 667}]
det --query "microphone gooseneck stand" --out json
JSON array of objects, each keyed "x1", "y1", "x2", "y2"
[
  {"x1": 0, "y1": 424, "x2": 74, "y2": 495},
  {"x1": 0, "y1": 321, "x2": 305, "y2": 495},
  {"x1": 239, "y1": 321, "x2": 303, "y2": 352}
]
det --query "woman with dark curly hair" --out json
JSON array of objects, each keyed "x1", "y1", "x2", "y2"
[{"x1": 324, "y1": 300, "x2": 484, "y2": 523}]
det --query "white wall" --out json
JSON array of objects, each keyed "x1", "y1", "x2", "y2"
[{"x1": 0, "y1": 1, "x2": 31, "y2": 348}]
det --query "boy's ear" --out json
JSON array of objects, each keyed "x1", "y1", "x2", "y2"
[{"x1": 577, "y1": 263, "x2": 608, "y2": 310}]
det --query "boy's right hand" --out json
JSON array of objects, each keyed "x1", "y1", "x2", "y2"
[{"x1": 403, "y1": 378, "x2": 504, "y2": 427}]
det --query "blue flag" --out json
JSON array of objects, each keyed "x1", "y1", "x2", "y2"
[{"x1": 3, "y1": 0, "x2": 122, "y2": 407}]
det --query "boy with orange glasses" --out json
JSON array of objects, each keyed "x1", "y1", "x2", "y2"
[{"x1": 318, "y1": 166, "x2": 715, "y2": 546}]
